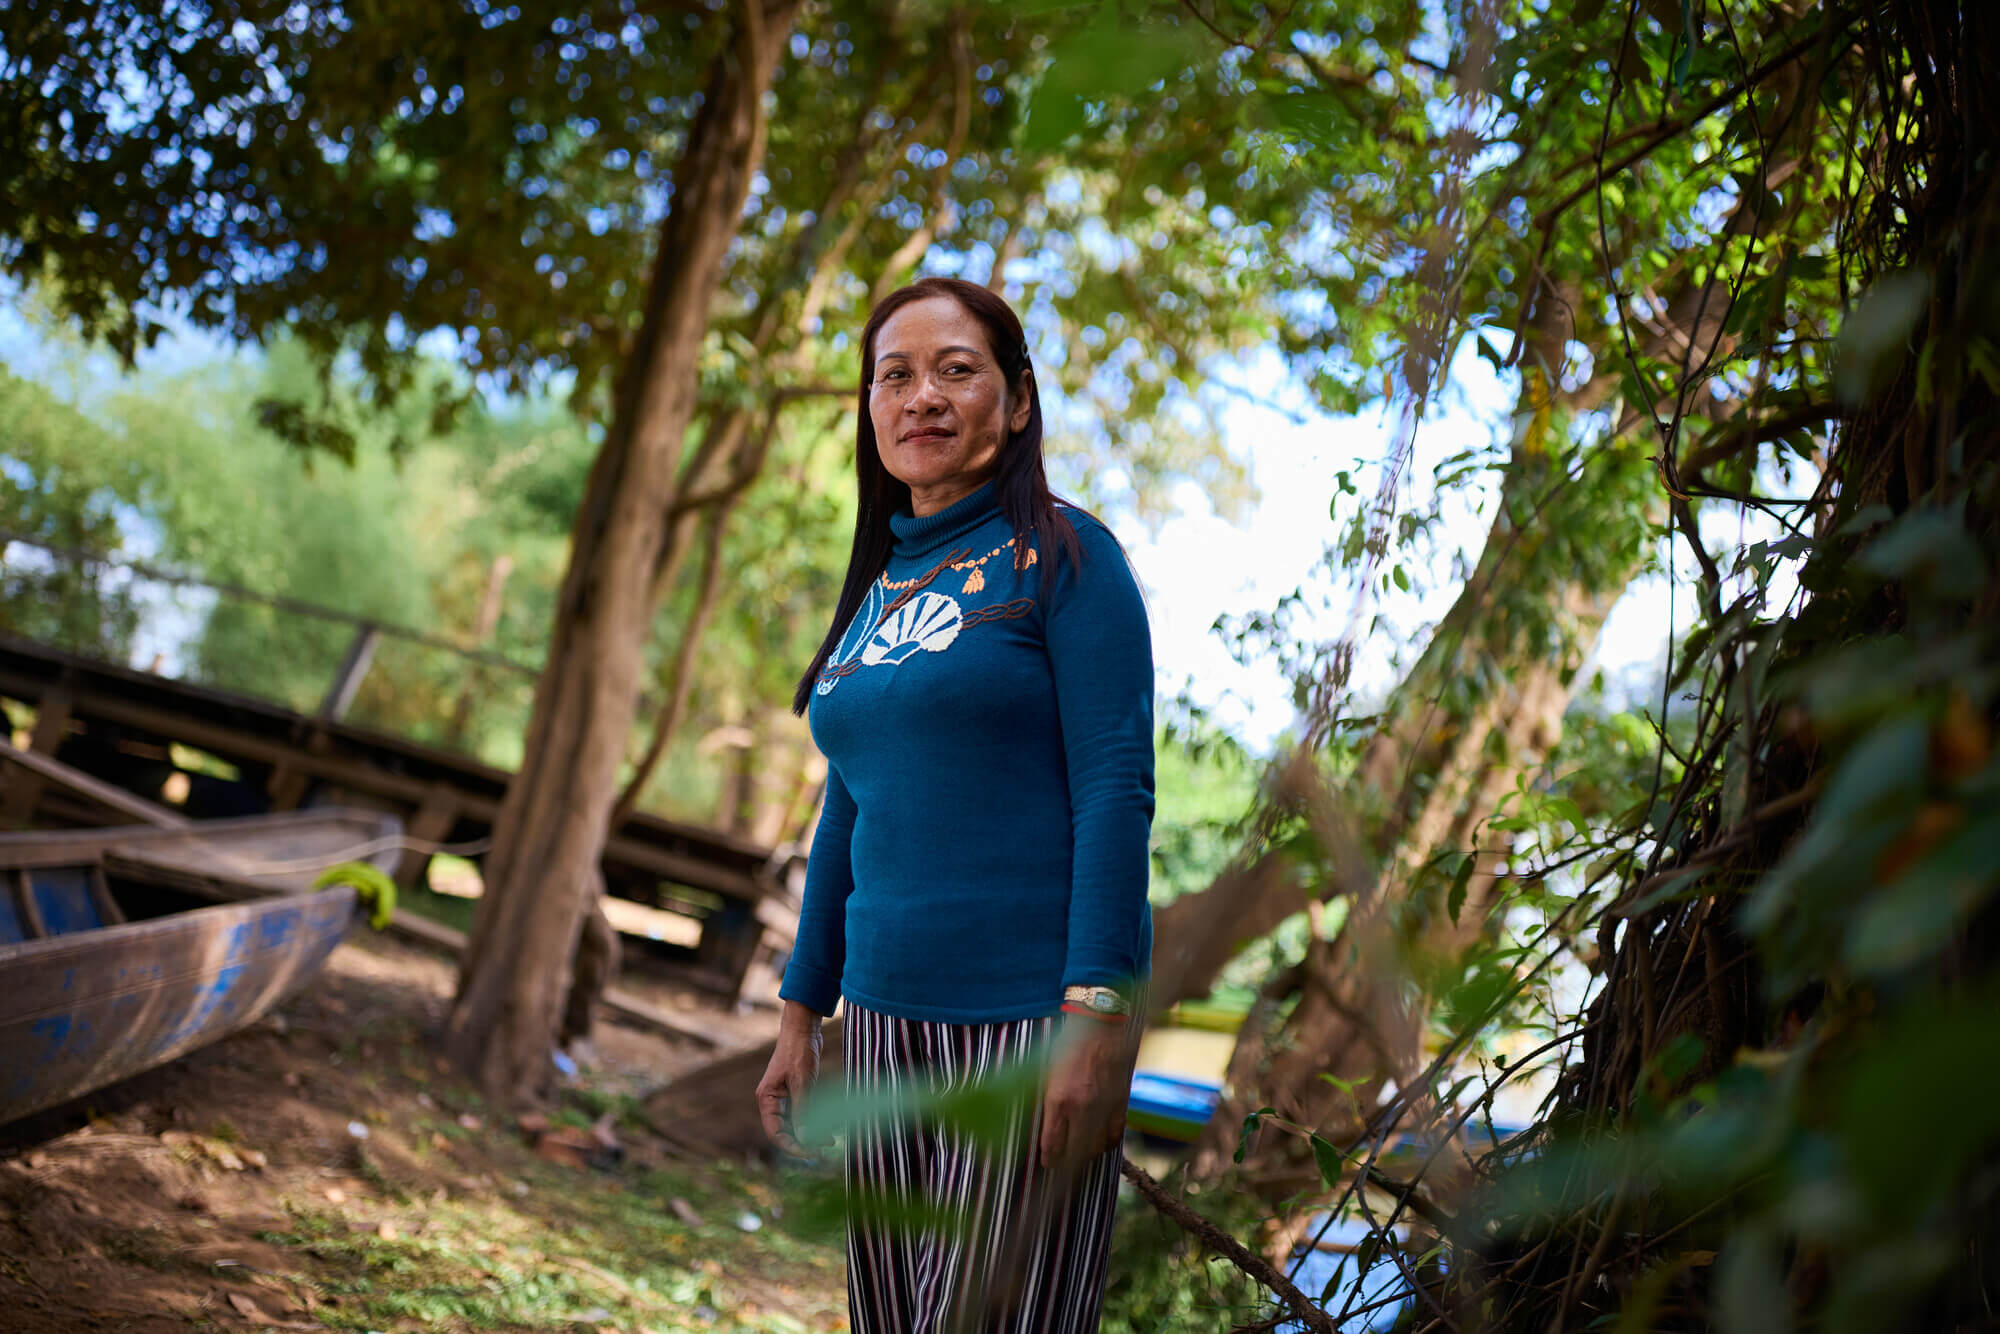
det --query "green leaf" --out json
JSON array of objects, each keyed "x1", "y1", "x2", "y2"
[
  {"x1": 1835, "y1": 269, "x2": 1931, "y2": 406},
  {"x1": 1264, "y1": 91, "x2": 1347, "y2": 143},
  {"x1": 1838, "y1": 987, "x2": 2000, "y2": 1217},
  {"x1": 1836, "y1": 503, "x2": 1896, "y2": 536},
  {"x1": 1447, "y1": 853, "x2": 1476, "y2": 926},
  {"x1": 1310, "y1": 1132, "x2": 1346, "y2": 1190},
  {"x1": 1844, "y1": 813, "x2": 2000, "y2": 975},
  {"x1": 1715, "y1": 1227, "x2": 1790, "y2": 1334},
  {"x1": 1021, "y1": 25, "x2": 1204, "y2": 151},
  {"x1": 1234, "y1": 1106, "x2": 1276, "y2": 1164},
  {"x1": 1818, "y1": 715, "x2": 1930, "y2": 828},
  {"x1": 1857, "y1": 507, "x2": 1988, "y2": 602}
]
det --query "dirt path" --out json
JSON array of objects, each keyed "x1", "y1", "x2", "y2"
[{"x1": 0, "y1": 933, "x2": 844, "y2": 1332}]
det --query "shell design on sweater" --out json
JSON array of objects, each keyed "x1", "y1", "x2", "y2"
[{"x1": 860, "y1": 591, "x2": 962, "y2": 666}]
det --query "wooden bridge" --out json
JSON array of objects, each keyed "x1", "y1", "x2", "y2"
[{"x1": 0, "y1": 631, "x2": 794, "y2": 999}]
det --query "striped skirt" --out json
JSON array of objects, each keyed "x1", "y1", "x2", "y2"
[{"x1": 843, "y1": 1002, "x2": 1123, "y2": 1334}]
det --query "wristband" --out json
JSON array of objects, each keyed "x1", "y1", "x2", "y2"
[{"x1": 1061, "y1": 1001, "x2": 1130, "y2": 1024}]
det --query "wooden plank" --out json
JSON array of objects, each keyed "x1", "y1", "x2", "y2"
[
  {"x1": 0, "y1": 640, "x2": 774, "y2": 900},
  {"x1": 26, "y1": 685, "x2": 72, "y2": 754},
  {"x1": 0, "y1": 642, "x2": 773, "y2": 858},
  {"x1": 0, "y1": 738, "x2": 191, "y2": 830},
  {"x1": 692, "y1": 897, "x2": 761, "y2": 999},
  {"x1": 68, "y1": 692, "x2": 763, "y2": 896},
  {"x1": 598, "y1": 984, "x2": 725, "y2": 1050},
  {"x1": 266, "y1": 728, "x2": 329, "y2": 813},
  {"x1": 753, "y1": 894, "x2": 799, "y2": 944},
  {"x1": 385, "y1": 907, "x2": 467, "y2": 955},
  {"x1": 266, "y1": 763, "x2": 311, "y2": 813},
  {"x1": 0, "y1": 884, "x2": 357, "y2": 1125},
  {"x1": 379, "y1": 910, "x2": 721, "y2": 1049},
  {"x1": 0, "y1": 684, "x2": 72, "y2": 825},
  {"x1": 319, "y1": 623, "x2": 381, "y2": 722}
]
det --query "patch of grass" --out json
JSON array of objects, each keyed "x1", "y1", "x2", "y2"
[
  {"x1": 101, "y1": 1225, "x2": 197, "y2": 1274},
  {"x1": 399, "y1": 881, "x2": 479, "y2": 936},
  {"x1": 564, "y1": 1085, "x2": 653, "y2": 1135},
  {"x1": 262, "y1": 1160, "x2": 844, "y2": 1332},
  {"x1": 347, "y1": 1145, "x2": 409, "y2": 1205}
]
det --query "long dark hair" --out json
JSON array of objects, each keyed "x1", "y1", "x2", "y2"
[{"x1": 793, "y1": 277, "x2": 1084, "y2": 715}]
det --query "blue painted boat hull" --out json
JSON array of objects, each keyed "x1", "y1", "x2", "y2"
[
  {"x1": 1127, "y1": 1070, "x2": 1224, "y2": 1143},
  {"x1": 0, "y1": 885, "x2": 357, "y2": 1125}
]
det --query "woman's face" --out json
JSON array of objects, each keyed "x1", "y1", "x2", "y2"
[{"x1": 868, "y1": 296, "x2": 1031, "y2": 517}]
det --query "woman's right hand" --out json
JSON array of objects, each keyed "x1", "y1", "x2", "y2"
[{"x1": 756, "y1": 1001, "x2": 826, "y2": 1157}]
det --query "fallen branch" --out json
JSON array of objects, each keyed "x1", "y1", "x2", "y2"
[{"x1": 1118, "y1": 1156, "x2": 1336, "y2": 1334}]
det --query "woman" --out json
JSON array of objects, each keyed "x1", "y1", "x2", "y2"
[{"x1": 755, "y1": 276, "x2": 1155, "y2": 1333}]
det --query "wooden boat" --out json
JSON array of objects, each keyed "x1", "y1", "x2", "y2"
[
  {"x1": 0, "y1": 807, "x2": 402, "y2": 1126},
  {"x1": 1126, "y1": 996, "x2": 1248, "y2": 1144}
]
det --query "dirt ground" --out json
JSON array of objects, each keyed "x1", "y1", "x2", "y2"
[{"x1": 0, "y1": 932, "x2": 845, "y2": 1333}]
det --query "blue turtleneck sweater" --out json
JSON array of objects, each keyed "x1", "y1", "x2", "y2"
[{"x1": 779, "y1": 483, "x2": 1156, "y2": 1024}]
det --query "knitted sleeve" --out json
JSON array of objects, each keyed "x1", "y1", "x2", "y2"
[
  {"x1": 1044, "y1": 516, "x2": 1156, "y2": 991},
  {"x1": 778, "y1": 765, "x2": 855, "y2": 1016}
]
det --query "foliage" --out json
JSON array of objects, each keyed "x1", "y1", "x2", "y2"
[
  {"x1": 0, "y1": 367, "x2": 149, "y2": 655},
  {"x1": 0, "y1": 337, "x2": 553, "y2": 754},
  {"x1": 1091, "y1": 1, "x2": 2000, "y2": 1331},
  {"x1": 2, "y1": 1, "x2": 1265, "y2": 491},
  {"x1": 1099, "y1": 1186, "x2": 1273, "y2": 1333},
  {"x1": 1150, "y1": 718, "x2": 1261, "y2": 905}
]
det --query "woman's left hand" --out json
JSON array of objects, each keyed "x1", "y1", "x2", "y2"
[{"x1": 1039, "y1": 1016, "x2": 1138, "y2": 1172}]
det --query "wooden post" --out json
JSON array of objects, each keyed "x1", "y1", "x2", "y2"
[
  {"x1": 319, "y1": 623, "x2": 381, "y2": 722},
  {"x1": 694, "y1": 896, "x2": 761, "y2": 996},
  {"x1": 447, "y1": 555, "x2": 513, "y2": 748},
  {"x1": 265, "y1": 728, "x2": 328, "y2": 813},
  {"x1": 12, "y1": 868, "x2": 46, "y2": 939},
  {"x1": 266, "y1": 762, "x2": 312, "y2": 813},
  {"x1": 396, "y1": 784, "x2": 460, "y2": 889},
  {"x1": 0, "y1": 684, "x2": 73, "y2": 826},
  {"x1": 87, "y1": 863, "x2": 126, "y2": 925}
]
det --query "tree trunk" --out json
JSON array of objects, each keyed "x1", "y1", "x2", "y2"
[
  {"x1": 559, "y1": 872, "x2": 619, "y2": 1049},
  {"x1": 443, "y1": 0, "x2": 802, "y2": 1102}
]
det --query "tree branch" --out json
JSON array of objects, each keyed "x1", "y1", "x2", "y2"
[
  {"x1": 612, "y1": 508, "x2": 731, "y2": 828},
  {"x1": 1676, "y1": 400, "x2": 1846, "y2": 481},
  {"x1": 867, "y1": 12, "x2": 972, "y2": 305},
  {"x1": 1119, "y1": 1156, "x2": 1338, "y2": 1334},
  {"x1": 1533, "y1": 13, "x2": 1861, "y2": 233}
]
